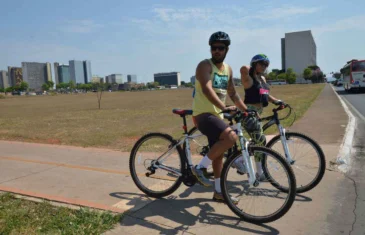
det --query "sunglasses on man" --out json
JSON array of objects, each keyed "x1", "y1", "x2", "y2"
[{"x1": 211, "y1": 45, "x2": 226, "y2": 51}]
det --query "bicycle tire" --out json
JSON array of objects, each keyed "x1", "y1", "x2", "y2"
[
  {"x1": 129, "y1": 132, "x2": 184, "y2": 198},
  {"x1": 221, "y1": 147, "x2": 296, "y2": 224},
  {"x1": 265, "y1": 131, "x2": 326, "y2": 193}
]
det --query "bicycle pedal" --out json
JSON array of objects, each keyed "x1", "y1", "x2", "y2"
[{"x1": 236, "y1": 170, "x2": 246, "y2": 175}]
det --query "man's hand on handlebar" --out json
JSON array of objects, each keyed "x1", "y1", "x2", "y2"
[{"x1": 222, "y1": 105, "x2": 238, "y2": 114}]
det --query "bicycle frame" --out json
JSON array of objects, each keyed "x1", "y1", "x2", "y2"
[
  {"x1": 148, "y1": 114, "x2": 202, "y2": 178},
  {"x1": 149, "y1": 111, "x2": 258, "y2": 186}
]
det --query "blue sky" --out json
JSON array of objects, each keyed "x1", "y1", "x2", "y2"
[{"x1": 1, "y1": 0, "x2": 365, "y2": 83}]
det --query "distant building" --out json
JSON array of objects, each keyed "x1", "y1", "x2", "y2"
[
  {"x1": 127, "y1": 74, "x2": 137, "y2": 83},
  {"x1": 190, "y1": 76, "x2": 196, "y2": 85},
  {"x1": 83, "y1": 60, "x2": 92, "y2": 84},
  {"x1": 154, "y1": 72, "x2": 181, "y2": 86},
  {"x1": 91, "y1": 76, "x2": 103, "y2": 83},
  {"x1": 69, "y1": 60, "x2": 85, "y2": 84},
  {"x1": 281, "y1": 30, "x2": 317, "y2": 81},
  {"x1": 58, "y1": 65, "x2": 70, "y2": 83},
  {"x1": 7, "y1": 66, "x2": 23, "y2": 87},
  {"x1": 106, "y1": 74, "x2": 123, "y2": 84},
  {"x1": 46, "y1": 63, "x2": 52, "y2": 83},
  {"x1": 0, "y1": 70, "x2": 9, "y2": 89},
  {"x1": 54, "y1": 62, "x2": 60, "y2": 84},
  {"x1": 22, "y1": 62, "x2": 52, "y2": 91}
]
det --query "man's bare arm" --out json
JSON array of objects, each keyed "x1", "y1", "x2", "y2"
[
  {"x1": 228, "y1": 66, "x2": 247, "y2": 111},
  {"x1": 196, "y1": 60, "x2": 226, "y2": 110}
]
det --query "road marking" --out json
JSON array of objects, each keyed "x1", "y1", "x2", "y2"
[{"x1": 0, "y1": 156, "x2": 176, "y2": 181}]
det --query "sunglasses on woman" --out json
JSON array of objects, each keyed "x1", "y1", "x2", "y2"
[{"x1": 258, "y1": 61, "x2": 269, "y2": 67}]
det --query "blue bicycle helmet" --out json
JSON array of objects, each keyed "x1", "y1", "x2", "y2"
[{"x1": 250, "y1": 54, "x2": 270, "y2": 67}]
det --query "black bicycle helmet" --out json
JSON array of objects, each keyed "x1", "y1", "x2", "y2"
[{"x1": 209, "y1": 31, "x2": 231, "y2": 46}]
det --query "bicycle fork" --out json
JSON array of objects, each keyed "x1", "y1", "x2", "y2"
[
  {"x1": 234, "y1": 124, "x2": 259, "y2": 187},
  {"x1": 278, "y1": 125, "x2": 295, "y2": 165}
]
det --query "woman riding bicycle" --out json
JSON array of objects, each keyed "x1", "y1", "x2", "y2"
[{"x1": 240, "y1": 54, "x2": 286, "y2": 180}]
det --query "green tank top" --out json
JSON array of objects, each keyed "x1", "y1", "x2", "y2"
[{"x1": 192, "y1": 59, "x2": 230, "y2": 119}]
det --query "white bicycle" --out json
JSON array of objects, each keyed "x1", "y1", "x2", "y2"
[{"x1": 129, "y1": 108, "x2": 297, "y2": 224}]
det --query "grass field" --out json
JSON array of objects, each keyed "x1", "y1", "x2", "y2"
[
  {"x1": 0, "y1": 84, "x2": 325, "y2": 151},
  {"x1": 0, "y1": 193, "x2": 121, "y2": 235}
]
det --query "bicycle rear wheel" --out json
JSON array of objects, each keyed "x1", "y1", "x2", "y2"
[
  {"x1": 221, "y1": 147, "x2": 296, "y2": 224},
  {"x1": 129, "y1": 132, "x2": 184, "y2": 198}
]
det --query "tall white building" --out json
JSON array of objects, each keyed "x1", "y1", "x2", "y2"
[{"x1": 281, "y1": 30, "x2": 317, "y2": 82}]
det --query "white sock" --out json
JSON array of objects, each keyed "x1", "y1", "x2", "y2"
[
  {"x1": 256, "y1": 161, "x2": 263, "y2": 175},
  {"x1": 215, "y1": 178, "x2": 221, "y2": 193},
  {"x1": 197, "y1": 155, "x2": 211, "y2": 169}
]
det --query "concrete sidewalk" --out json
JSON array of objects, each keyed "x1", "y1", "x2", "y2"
[{"x1": 0, "y1": 84, "x2": 355, "y2": 234}]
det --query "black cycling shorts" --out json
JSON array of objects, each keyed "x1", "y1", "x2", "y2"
[{"x1": 194, "y1": 113, "x2": 229, "y2": 148}]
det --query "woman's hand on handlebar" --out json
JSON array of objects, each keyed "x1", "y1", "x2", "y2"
[{"x1": 245, "y1": 108, "x2": 260, "y2": 119}]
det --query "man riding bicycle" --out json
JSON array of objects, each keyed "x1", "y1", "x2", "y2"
[
  {"x1": 240, "y1": 54, "x2": 286, "y2": 180},
  {"x1": 191, "y1": 31, "x2": 250, "y2": 203}
]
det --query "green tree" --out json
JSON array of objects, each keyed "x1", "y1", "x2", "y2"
[
  {"x1": 272, "y1": 69, "x2": 280, "y2": 74},
  {"x1": 308, "y1": 65, "x2": 320, "y2": 70},
  {"x1": 333, "y1": 72, "x2": 341, "y2": 79},
  {"x1": 185, "y1": 82, "x2": 194, "y2": 88},
  {"x1": 268, "y1": 72, "x2": 277, "y2": 80},
  {"x1": 46, "y1": 81, "x2": 54, "y2": 89},
  {"x1": 42, "y1": 83, "x2": 50, "y2": 91},
  {"x1": 68, "y1": 81, "x2": 76, "y2": 93},
  {"x1": 5, "y1": 87, "x2": 14, "y2": 93},
  {"x1": 277, "y1": 73, "x2": 286, "y2": 80},
  {"x1": 285, "y1": 68, "x2": 297, "y2": 84},
  {"x1": 303, "y1": 68, "x2": 312, "y2": 80},
  {"x1": 20, "y1": 82, "x2": 29, "y2": 91},
  {"x1": 0, "y1": 88, "x2": 4, "y2": 92}
]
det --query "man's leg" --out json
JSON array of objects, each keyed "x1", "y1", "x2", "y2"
[
  {"x1": 211, "y1": 127, "x2": 240, "y2": 204},
  {"x1": 192, "y1": 114, "x2": 237, "y2": 187}
]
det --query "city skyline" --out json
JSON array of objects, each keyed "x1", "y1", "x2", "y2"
[
  {"x1": 1, "y1": 0, "x2": 364, "y2": 84},
  {"x1": 1, "y1": 59, "x2": 179, "y2": 87}
]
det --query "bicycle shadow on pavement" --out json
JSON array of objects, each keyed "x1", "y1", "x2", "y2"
[
  {"x1": 177, "y1": 181, "x2": 312, "y2": 203},
  {"x1": 110, "y1": 191, "x2": 280, "y2": 235}
]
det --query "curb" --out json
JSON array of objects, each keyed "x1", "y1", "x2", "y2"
[
  {"x1": 0, "y1": 186, "x2": 126, "y2": 214},
  {"x1": 330, "y1": 85, "x2": 356, "y2": 173}
]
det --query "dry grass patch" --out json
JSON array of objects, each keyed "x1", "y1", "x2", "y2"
[{"x1": 0, "y1": 84, "x2": 325, "y2": 151}]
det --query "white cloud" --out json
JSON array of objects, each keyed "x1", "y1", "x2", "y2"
[
  {"x1": 152, "y1": 7, "x2": 213, "y2": 22},
  {"x1": 313, "y1": 15, "x2": 365, "y2": 34},
  {"x1": 61, "y1": 20, "x2": 103, "y2": 33},
  {"x1": 255, "y1": 6, "x2": 322, "y2": 20}
]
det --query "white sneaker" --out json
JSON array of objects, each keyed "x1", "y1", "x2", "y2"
[
  {"x1": 232, "y1": 159, "x2": 247, "y2": 175},
  {"x1": 256, "y1": 172, "x2": 268, "y2": 182}
]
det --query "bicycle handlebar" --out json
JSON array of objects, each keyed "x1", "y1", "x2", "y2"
[{"x1": 220, "y1": 108, "x2": 260, "y2": 123}]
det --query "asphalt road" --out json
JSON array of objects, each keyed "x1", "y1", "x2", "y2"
[
  {"x1": 334, "y1": 84, "x2": 365, "y2": 235},
  {"x1": 334, "y1": 85, "x2": 365, "y2": 120}
]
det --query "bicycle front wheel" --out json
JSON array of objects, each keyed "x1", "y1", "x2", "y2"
[
  {"x1": 221, "y1": 147, "x2": 296, "y2": 224},
  {"x1": 266, "y1": 132, "x2": 326, "y2": 193},
  {"x1": 129, "y1": 132, "x2": 184, "y2": 198}
]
